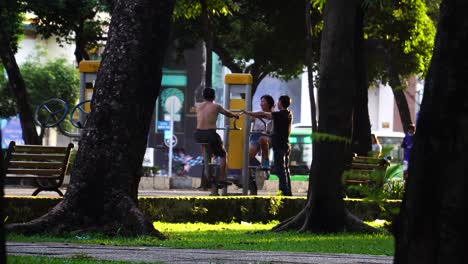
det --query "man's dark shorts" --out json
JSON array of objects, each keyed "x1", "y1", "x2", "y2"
[{"x1": 193, "y1": 129, "x2": 226, "y2": 157}]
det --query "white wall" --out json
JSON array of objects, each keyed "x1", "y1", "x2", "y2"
[
  {"x1": 15, "y1": 31, "x2": 76, "y2": 65},
  {"x1": 368, "y1": 83, "x2": 395, "y2": 132}
]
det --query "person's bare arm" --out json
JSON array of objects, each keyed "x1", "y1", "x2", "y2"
[
  {"x1": 243, "y1": 110, "x2": 272, "y2": 120},
  {"x1": 218, "y1": 105, "x2": 239, "y2": 118}
]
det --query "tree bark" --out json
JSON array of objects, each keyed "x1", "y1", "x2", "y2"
[
  {"x1": 201, "y1": 0, "x2": 212, "y2": 88},
  {"x1": 305, "y1": 0, "x2": 318, "y2": 132},
  {"x1": 0, "y1": 21, "x2": 41, "y2": 145},
  {"x1": 394, "y1": 1, "x2": 468, "y2": 262},
  {"x1": 74, "y1": 19, "x2": 90, "y2": 64},
  {"x1": 351, "y1": 5, "x2": 371, "y2": 157},
  {"x1": 389, "y1": 69, "x2": 413, "y2": 133},
  {"x1": 274, "y1": 0, "x2": 376, "y2": 233},
  {"x1": 6, "y1": 0, "x2": 175, "y2": 238},
  {"x1": 0, "y1": 131, "x2": 6, "y2": 263}
]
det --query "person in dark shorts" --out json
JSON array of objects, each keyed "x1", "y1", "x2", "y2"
[
  {"x1": 194, "y1": 87, "x2": 239, "y2": 183},
  {"x1": 243, "y1": 95, "x2": 293, "y2": 196}
]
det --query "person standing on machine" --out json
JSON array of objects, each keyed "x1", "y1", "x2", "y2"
[
  {"x1": 243, "y1": 95, "x2": 293, "y2": 196},
  {"x1": 193, "y1": 87, "x2": 239, "y2": 184}
]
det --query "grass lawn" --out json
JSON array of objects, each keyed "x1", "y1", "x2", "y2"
[{"x1": 8, "y1": 221, "x2": 394, "y2": 256}]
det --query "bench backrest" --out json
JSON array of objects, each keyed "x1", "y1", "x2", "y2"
[{"x1": 4, "y1": 141, "x2": 74, "y2": 179}]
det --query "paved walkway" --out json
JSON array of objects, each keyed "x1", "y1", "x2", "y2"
[
  {"x1": 7, "y1": 242, "x2": 393, "y2": 264},
  {"x1": 4, "y1": 187, "x2": 307, "y2": 197}
]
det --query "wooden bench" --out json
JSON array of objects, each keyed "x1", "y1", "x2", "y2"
[
  {"x1": 343, "y1": 154, "x2": 391, "y2": 197},
  {"x1": 4, "y1": 141, "x2": 74, "y2": 196}
]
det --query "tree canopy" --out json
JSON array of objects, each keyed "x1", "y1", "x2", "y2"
[
  {"x1": 365, "y1": 0, "x2": 436, "y2": 84},
  {"x1": 24, "y1": 0, "x2": 110, "y2": 63}
]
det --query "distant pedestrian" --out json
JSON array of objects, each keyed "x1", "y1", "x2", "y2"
[
  {"x1": 401, "y1": 124, "x2": 415, "y2": 180},
  {"x1": 371, "y1": 133, "x2": 382, "y2": 158}
]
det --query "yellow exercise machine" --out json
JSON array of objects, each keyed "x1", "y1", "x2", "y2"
[{"x1": 224, "y1": 73, "x2": 253, "y2": 195}]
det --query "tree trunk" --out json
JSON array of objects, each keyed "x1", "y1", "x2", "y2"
[
  {"x1": 351, "y1": 5, "x2": 371, "y2": 157},
  {"x1": 394, "y1": 1, "x2": 468, "y2": 262},
  {"x1": 389, "y1": 66, "x2": 413, "y2": 133},
  {"x1": 305, "y1": 0, "x2": 318, "y2": 132},
  {"x1": 274, "y1": 0, "x2": 376, "y2": 233},
  {"x1": 0, "y1": 21, "x2": 41, "y2": 145},
  {"x1": 6, "y1": 0, "x2": 175, "y2": 238},
  {"x1": 74, "y1": 19, "x2": 90, "y2": 64},
  {"x1": 201, "y1": 0, "x2": 212, "y2": 88},
  {"x1": 0, "y1": 131, "x2": 6, "y2": 263}
]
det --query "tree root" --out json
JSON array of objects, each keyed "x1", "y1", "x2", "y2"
[
  {"x1": 272, "y1": 203, "x2": 380, "y2": 234},
  {"x1": 273, "y1": 202, "x2": 310, "y2": 232},
  {"x1": 6, "y1": 193, "x2": 166, "y2": 239}
]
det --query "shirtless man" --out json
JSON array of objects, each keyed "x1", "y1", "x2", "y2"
[{"x1": 193, "y1": 87, "x2": 239, "y2": 183}]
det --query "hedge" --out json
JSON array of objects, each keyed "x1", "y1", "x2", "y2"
[{"x1": 3, "y1": 196, "x2": 401, "y2": 224}]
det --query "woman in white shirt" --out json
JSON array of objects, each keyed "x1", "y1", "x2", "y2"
[{"x1": 249, "y1": 95, "x2": 274, "y2": 168}]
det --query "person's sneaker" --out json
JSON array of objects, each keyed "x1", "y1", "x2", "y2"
[{"x1": 261, "y1": 160, "x2": 270, "y2": 169}]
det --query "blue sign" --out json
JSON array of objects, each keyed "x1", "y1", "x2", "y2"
[
  {"x1": 157, "y1": 121, "x2": 170, "y2": 131},
  {"x1": 1, "y1": 115, "x2": 24, "y2": 149}
]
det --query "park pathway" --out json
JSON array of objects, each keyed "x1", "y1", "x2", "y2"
[{"x1": 7, "y1": 241, "x2": 393, "y2": 264}]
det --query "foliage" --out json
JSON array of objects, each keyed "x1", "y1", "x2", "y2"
[
  {"x1": 212, "y1": 0, "x2": 309, "y2": 80},
  {"x1": 4, "y1": 196, "x2": 401, "y2": 225},
  {"x1": 8, "y1": 221, "x2": 394, "y2": 255},
  {"x1": 312, "y1": 132, "x2": 351, "y2": 144},
  {"x1": 0, "y1": 0, "x2": 24, "y2": 52},
  {"x1": 425, "y1": 0, "x2": 442, "y2": 25},
  {"x1": 344, "y1": 164, "x2": 404, "y2": 200},
  {"x1": 172, "y1": 0, "x2": 322, "y2": 88},
  {"x1": 0, "y1": 52, "x2": 79, "y2": 129},
  {"x1": 24, "y1": 0, "x2": 110, "y2": 61},
  {"x1": 173, "y1": 0, "x2": 238, "y2": 20},
  {"x1": 364, "y1": 0, "x2": 436, "y2": 83},
  {"x1": 0, "y1": 66, "x2": 16, "y2": 118}
]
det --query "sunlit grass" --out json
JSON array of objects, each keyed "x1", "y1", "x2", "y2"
[{"x1": 8, "y1": 221, "x2": 394, "y2": 256}]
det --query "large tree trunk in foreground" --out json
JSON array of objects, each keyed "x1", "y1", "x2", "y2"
[
  {"x1": 7, "y1": 0, "x2": 175, "y2": 238},
  {"x1": 0, "y1": 131, "x2": 6, "y2": 263},
  {"x1": 0, "y1": 21, "x2": 41, "y2": 145},
  {"x1": 394, "y1": 1, "x2": 468, "y2": 262},
  {"x1": 274, "y1": 0, "x2": 376, "y2": 233}
]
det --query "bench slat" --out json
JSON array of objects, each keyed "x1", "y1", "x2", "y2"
[
  {"x1": 350, "y1": 163, "x2": 383, "y2": 170},
  {"x1": 6, "y1": 174, "x2": 61, "y2": 179},
  {"x1": 7, "y1": 168, "x2": 63, "y2": 176},
  {"x1": 8, "y1": 161, "x2": 65, "y2": 169},
  {"x1": 346, "y1": 179, "x2": 371, "y2": 184},
  {"x1": 12, "y1": 145, "x2": 69, "y2": 154},
  {"x1": 10, "y1": 153, "x2": 66, "y2": 161}
]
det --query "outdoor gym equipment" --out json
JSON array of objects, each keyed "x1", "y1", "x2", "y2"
[
  {"x1": 34, "y1": 98, "x2": 69, "y2": 128},
  {"x1": 199, "y1": 117, "x2": 241, "y2": 196},
  {"x1": 223, "y1": 73, "x2": 257, "y2": 195},
  {"x1": 247, "y1": 118, "x2": 270, "y2": 195},
  {"x1": 34, "y1": 98, "x2": 91, "y2": 139},
  {"x1": 69, "y1": 99, "x2": 91, "y2": 129}
]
